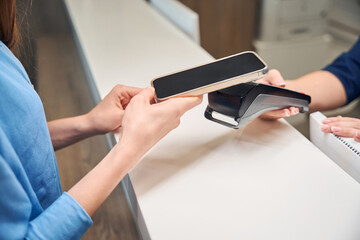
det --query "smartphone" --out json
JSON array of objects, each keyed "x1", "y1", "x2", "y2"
[{"x1": 151, "y1": 51, "x2": 268, "y2": 100}]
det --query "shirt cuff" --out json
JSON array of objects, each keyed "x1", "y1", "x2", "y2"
[{"x1": 27, "y1": 192, "x2": 93, "y2": 240}]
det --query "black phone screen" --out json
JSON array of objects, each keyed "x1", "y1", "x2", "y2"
[{"x1": 152, "y1": 52, "x2": 266, "y2": 99}]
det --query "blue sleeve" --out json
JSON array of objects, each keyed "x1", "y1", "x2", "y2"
[
  {"x1": 0, "y1": 155, "x2": 93, "y2": 240},
  {"x1": 27, "y1": 193, "x2": 93, "y2": 240},
  {"x1": 324, "y1": 38, "x2": 360, "y2": 103}
]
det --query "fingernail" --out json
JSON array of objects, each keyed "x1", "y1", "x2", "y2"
[
  {"x1": 322, "y1": 119, "x2": 331, "y2": 124},
  {"x1": 356, "y1": 131, "x2": 360, "y2": 138},
  {"x1": 331, "y1": 126, "x2": 341, "y2": 132},
  {"x1": 320, "y1": 125, "x2": 329, "y2": 131},
  {"x1": 291, "y1": 108, "x2": 299, "y2": 114},
  {"x1": 337, "y1": 115, "x2": 342, "y2": 118},
  {"x1": 284, "y1": 110, "x2": 290, "y2": 117},
  {"x1": 280, "y1": 83, "x2": 286, "y2": 87}
]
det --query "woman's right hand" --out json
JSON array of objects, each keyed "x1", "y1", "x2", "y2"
[
  {"x1": 257, "y1": 69, "x2": 299, "y2": 120},
  {"x1": 118, "y1": 87, "x2": 202, "y2": 164},
  {"x1": 68, "y1": 87, "x2": 201, "y2": 216}
]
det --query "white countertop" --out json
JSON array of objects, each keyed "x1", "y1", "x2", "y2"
[{"x1": 64, "y1": 0, "x2": 360, "y2": 239}]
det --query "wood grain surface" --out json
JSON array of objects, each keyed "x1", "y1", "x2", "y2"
[
  {"x1": 31, "y1": 1, "x2": 142, "y2": 238},
  {"x1": 36, "y1": 34, "x2": 141, "y2": 240},
  {"x1": 179, "y1": 0, "x2": 259, "y2": 59}
]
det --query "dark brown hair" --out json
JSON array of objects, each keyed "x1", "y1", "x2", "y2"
[{"x1": 0, "y1": 0, "x2": 18, "y2": 51}]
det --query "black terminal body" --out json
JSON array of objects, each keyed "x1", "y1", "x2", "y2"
[{"x1": 205, "y1": 82, "x2": 311, "y2": 129}]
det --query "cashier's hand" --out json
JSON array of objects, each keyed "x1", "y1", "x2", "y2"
[
  {"x1": 86, "y1": 85, "x2": 142, "y2": 134},
  {"x1": 118, "y1": 87, "x2": 202, "y2": 161},
  {"x1": 321, "y1": 116, "x2": 360, "y2": 142},
  {"x1": 256, "y1": 69, "x2": 300, "y2": 120}
]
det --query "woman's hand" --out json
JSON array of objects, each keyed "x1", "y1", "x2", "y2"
[
  {"x1": 48, "y1": 85, "x2": 142, "y2": 150},
  {"x1": 68, "y1": 87, "x2": 201, "y2": 216},
  {"x1": 86, "y1": 84, "x2": 142, "y2": 134},
  {"x1": 118, "y1": 87, "x2": 202, "y2": 162},
  {"x1": 321, "y1": 116, "x2": 360, "y2": 142},
  {"x1": 257, "y1": 69, "x2": 300, "y2": 120}
]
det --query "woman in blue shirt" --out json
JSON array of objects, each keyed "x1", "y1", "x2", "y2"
[
  {"x1": 259, "y1": 38, "x2": 360, "y2": 141},
  {"x1": 0, "y1": 1, "x2": 201, "y2": 239}
]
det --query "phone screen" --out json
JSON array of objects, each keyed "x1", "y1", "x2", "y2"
[{"x1": 152, "y1": 52, "x2": 266, "y2": 99}]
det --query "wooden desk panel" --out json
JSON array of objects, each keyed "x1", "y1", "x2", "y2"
[{"x1": 179, "y1": 0, "x2": 259, "y2": 58}]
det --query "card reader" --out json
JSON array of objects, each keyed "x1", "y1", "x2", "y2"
[{"x1": 204, "y1": 82, "x2": 311, "y2": 129}]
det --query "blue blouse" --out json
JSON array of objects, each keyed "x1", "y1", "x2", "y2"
[
  {"x1": 324, "y1": 38, "x2": 360, "y2": 103},
  {"x1": 0, "y1": 41, "x2": 92, "y2": 239}
]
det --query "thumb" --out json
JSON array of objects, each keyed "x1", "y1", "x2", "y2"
[
  {"x1": 267, "y1": 69, "x2": 286, "y2": 87},
  {"x1": 137, "y1": 87, "x2": 155, "y2": 102},
  {"x1": 158, "y1": 95, "x2": 202, "y2": 116},
  {"x1": 258, "y1": 69, "x2": 286, "y2": 87}
]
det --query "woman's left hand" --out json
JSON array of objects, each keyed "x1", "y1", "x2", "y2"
[
  {"x1": 321, "y1": 116, "x2": 360, "y2": 142},
  {"x1": 86, "y1": 84, "x2": 142, "y2": 134}
]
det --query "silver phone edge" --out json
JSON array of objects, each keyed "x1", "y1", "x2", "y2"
[{"x1": 151, "y1": 51, "x2": 268, "y2": 101}]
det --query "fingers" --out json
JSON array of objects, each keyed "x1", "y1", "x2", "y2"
[
  {"x1": 288, "y1": 107, "x2": 299, "y2": 115},
  {"x1": 321, "y1": 116, "x2": 360, "y2": 132},
  {"x1": 322, "y1": 121, "x2": 360, "y2": 130},
  {"x1": 110, "y1": 85, "x2": 144, "y2": 109},
  {"x1": 259, "y1": 107, "x2": 299, "y2": 120},
  {"x1": 260, "y1": 109, "x2": 290, "y2": 120},
  {"x1": 320, "y1": 116, "x2": 360, "y2": 139},
  {"x1": 355, "y1": 131, "x2": 360, "y2": 142},
  {"x1": 125, "y1": 86, "x2": 143, "y2": 97},
  {"x1": 322, "y1": 116, "x2": 360, "y2": 124},
  {"x1": 320, "y1": 125, "x2": 356, "y2": 138},
  {"x1": 113, "y1": 84, "x2": 142, "y2": 97}
]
